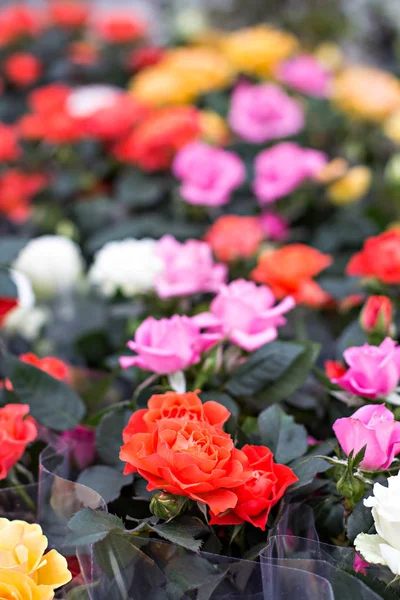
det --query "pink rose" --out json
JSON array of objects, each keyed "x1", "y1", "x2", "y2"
[
  {"x1": 228, "y1": 81, "x2": 304, "y2": 144},
  {"x1": 333, "y1": 404, "x2": 400, "y2": 470},
  {"x1": 172, "y1": 141, "x2": 245, "y2": 206},
  {"x1": 61, "y1": 425, "x2": 96, "y2": 470},
  {"x1": 193, "y1": 279, "x2": 295, "y2": 352},
  {"x1": 332, "y1": 338, "x2": 400, "y2": 400},
  {"x1": 259, "y1": 213, "x2": 289, "y2": 241},
  {"x1": 155, "y1": 235, "x2": 227, "y2": 299},
  {"x1": 119, "y1": 314, "x2": 220, "y2": 375},
  {"x1": 354, "y1": 553, "x2": 370, "y2": 576},
  {"x1": 276, "y1": 54, "x2": 331, "y2": 98},
  {"x1": 253, "y1": 142, "x2": 328, "y2": 204}
]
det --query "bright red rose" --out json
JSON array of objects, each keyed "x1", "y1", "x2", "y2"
[
  {"x1": 28, "y1": 84, "x2": 71, "y2": 115},
  {"x1": 4, "y1": 53, "x2": 42, "y2": 88},
  {"x1": 95, "y1": 13, "x2": 146, "y2": 44},
  {"x1": 251, "y1": 244, "x2": 332, "y2": 308},
  {"x1": 83, "y1": 95, "x2": 148, "y2": 141},
  {"x1": 49, "y1": 1, "x2": 89, "y2": 29},
  {"x1": 114, "y1": 106, "x2": 201, "y2": 171},
  {"x1": 0, "y1": 123, "x2": 20, "y2": 161},
  {"x1": 0, "y1": 170, "x2": 46, "y2": 223},
  {"x1": 123, "y1": 391, "x2": 230, "y2": 442},
  {"x1": 127, "y1": 46, "x2": 165, "y2": 71},
  {"x1": 43, "y1": 111, "x2": 82, "y2": 144},
  {"x1": 360, "y1": 295, "x2": 393, "y2": 335},
  {"x1": 0, "y1": 298, "x2": 18, "y2": 327},
  {"x1": 209, "y1": 445, "x2": 298, "y2": 530},
  {"x1": 325, "y1": 360, "x2": 347, "y2": 379},
  {"x1": 0, "y1": 5, "x2": 41, "y2": 46},
  {"x1": 120, "y1": 417, "x2": 251, "y2": 515},
  {"x1": 347, "y1": 231, "x2": 400, "y2": 284},
  {"x1": 0, "y1": 404, "x2": 37, "y2": 480},
  {"x1": 18, "y1": 113, "x2": 46, "y2": 141},
  {"x1": 19, "y1": 353, "x2": 70, "y2": 381},
  {"x1": 205, "y1": 215, "x2": 265, "y2": 263}
]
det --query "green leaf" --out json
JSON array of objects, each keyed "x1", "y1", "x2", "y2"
[
  {"x1": 82, "y1": 372, "x2": 116, "y2": 415},
  {"x1": 116, "y1": 168, "x2": 168, "y2": 208},
  {"x1": 0, "y1": 237, "x2": 29, "y2": 265},
  {"x1": 258, "y1": 405, "x2": 308, "y2": 464},
  {"x1": 226, "y1": 341, "x2": 304, "y2": 397},
  {"x1": 150, "y1": 519, "x2": 203, "y2": 552},
  {"x1": 0, "y1": 269, "x2": 17, "y2": 297},
  {"x1": 3, "y1": 352, "x2": 85, "y2": 431},
  {"x1": 96, "y1": 407, "x2": 133, "y2": 468},
  {"x1": 66, "y1": 509, "x2": 125, "y2": 547},
  {"x1": 347, "y1": 497, "x2": 375, "y2": 543},
  {"x1": 337, "y1": 320, "x2": 366, "y2": 358},
  {"x1": 94, "y1": 530, "x2": 148, "y2": 581},
  {"x1": 77, "y1": 466, "x2": 133, "y2": 504},
  {"x1": 164, "y1": 554, "x2": 227, "y2": 592}
]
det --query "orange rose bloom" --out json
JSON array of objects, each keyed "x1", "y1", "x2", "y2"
[
  {"x1": 123, "y1": 391, "x2": 230, "y2": 441},
  {"x1": 120, "y1": 417, "x2": 250, "y2": 515},
  {"x1": 0, "y1": 404, "x2": 37, "y2": 480},
  {"x1": 19, "y1": 353, "x2": 70, "y2": 381},
  {"x1": 347, "y1": 230, "x2": 400, "y2": 284},
  {"x1": 251, "y1": 244, "x2": 332, "y2": 308},
  {"x1": 205, "y1": 215, "x2": 264, "y2": 263},
  {"x1": 114, "y1": 106, "x2": 201, "y2": 172}
]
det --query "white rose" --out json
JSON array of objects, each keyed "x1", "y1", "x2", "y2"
[
  {"x1": 3, "y1": 271, "x2": 48, "y2": 340},
  {"x1": 66, "y1": 85, "x2": 122, "y2": 119},
  {"x1": 13, "y1": 236, "x2": 84, "y2": 299},
  {"x1": 88, "y1": 238, "x2": 163, "y2": 297},
  {"x1": 355, "y1": 474, "x2": 400, "y2": 576}
]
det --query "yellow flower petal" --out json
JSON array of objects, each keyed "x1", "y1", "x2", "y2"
[
  {"x1": 328, "y1": 166, "x2": 372, "y2": 205},
  {"x1": 35, "y1": 550, "x2": 72, "y2": 589}
]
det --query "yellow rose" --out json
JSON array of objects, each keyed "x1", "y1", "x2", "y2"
[
  {"x1": 333, "y1": 67, "x2": 400, "y2": 122},
  {"x1": 315, "y1": 158, "x2": 349, "y2": 184},
  {"x1": 0, "y1": 569, "x2": 51, "y2": 600},
  {"x1": 383, "y1": 108, "x2": 400, "y2": 143},
  {"x1": 199, "y1": 110, "x2": 230, "y2": 145},
  {"x1": 314, "y1": 42, "x2": 343, "y2": 72},
  {"x1": 220, "y1": 25, "x2": 298, "y2": 77},
  {"x1": 0, "y1": 518, "x2": 71, "y2": 598},
  {"x1": 327, "y1": 166, "x2": 372, "y2": 205},
  {"x1": 130, "y1": 66, "x2": 196, "y2": 107}
]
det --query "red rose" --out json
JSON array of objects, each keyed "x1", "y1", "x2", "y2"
[
  {"x1": 49, "y1": 1, "x2": 89, "y2": 29},
  {"x1": 0, "y1": 5, "x2": 41, "y2": 46},
  {"x1": 68, "y1": 41, "x2": 98, "y2": 66},
  {"x1": 325, "y1": 360, "x2": 347, "y2": 380},
  {"x1": 0, "y1": 123, "x2": 20, "y2": 162},
  {"x1": 209, "y1": 445, "x2": 298, "y2": 530},
  {"x1": 360, "y1": 295, "x2": 393, "y2": 335},
  {"x1": 4, "y1": 53, "x2": 42, "y2": 88},
  {"x1": 347, "y1": 230, "x2": 400, "y2": 284},
  {"x1": 95, "y1": 13, "x2": 146, "y2": 44},
  {"x1": 0, "y1": 170, "x2": 46, "y2": 223},
  {"x1": 83, "y1": 95, "x2": 148, "y2": 141},
  {"x1": 123, "y1": 391, "x2": 230, "y2": 441},
  {"x1": 114, "y1": 106, "x2": 201, "y2": 171},
  {"x1": 120, "y1": 417, "x2": 251, "y2": 515},
  {"x1": 28, "y1": 84, "x2": 71, "y2": 115},
  {"x1": 43, "y1": 110, "x2": 82, "y2": 144},
  {"x1": 0, "y1": 404, "x2": 37, "y2": 480},
  {"x1": 0, "y1": 298, "x2": 18, "y2": 327},
  {"x1": 18, "y1": 113, "x2": 46, "y2": 141},
  {"x1": 19, "y1": 353, "x2": 70, "y2": 381},
  {"x1": 127, "y1": 47, "x2": 165, "y2": 72},
  {"x1": 205, "y1": 215, "x2": 265, "y2": 263}
]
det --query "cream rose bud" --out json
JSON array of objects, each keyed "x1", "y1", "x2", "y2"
[
  {"x1": 88, "y1": 238, "x2": 163, "y2": 297},
  {"x1": 13, "y1": 236, "x2": 84, "y2": 299},
  {"x1": 355, "y1": 474, "x2": 400, "y2": 577}
]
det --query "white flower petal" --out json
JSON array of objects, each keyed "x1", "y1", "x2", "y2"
[
  {"x1": 354, "y1": 534, "x2": 387, "y2": 566},
  {"x1": 379, "y1": 544, "x2": 400, "y2": 576}
]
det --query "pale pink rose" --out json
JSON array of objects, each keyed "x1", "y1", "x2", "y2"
[
  {"x1": 193, "y1": 279, "x2": 295, "y2": 352},
  {"x1": 259, "y1": 213, "x2": 289, "y2": 241},
  {"x1": 61, "y1": 425, "x2": 96, "y2": 470},
  {"x1": 155, "y1": 235, "x2": 227, "y2": 299},
  {"x1": 228, "y1": 81, "x2": 304, "y2": 143},
  {"x1": 276, "y1": 54, "x2": 331, "y2": 98},
  {"x1": 332, "y1": 338, "x2": 400, "y2": 400},
  {"x1": 253, "y1": 142, "x2": 328, "y2": 204},
  {"x1": 173, "y1": 141, "x2": 245, "y2": 206},
  {"x1": 333, "y1": 404, "x2": 400, "y2": 470},
  {"x1": 119, "y1": 314, "x2": 220, "y2": 375}
]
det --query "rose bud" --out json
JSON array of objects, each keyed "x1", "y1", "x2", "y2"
[
  {"x1": 150, "y1": 491, "x2": 190, "y2": 520},
  {"x1": 360, "y1": 295, "x2": 394, "y2": 341}
]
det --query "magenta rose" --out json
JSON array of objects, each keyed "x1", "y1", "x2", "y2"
[
  {"x1": 173, "y1": 141, "x2": 245, "y2": 206},
  {"x1": 228, "y1": 81, "x2": 304, "y2": 143},
  {"x1": 61, "y1": 425, "x2": 96, "y2": 470},
  {"x1": 119, "y1": 314, "x2": 221, "y2": 375},
  {"x1": 253, "y1": 142, "x2": 328, "y2": 204},
  {"x1": 259, "y1": 213, "x2": 289, "y2": 241},
  {"x1": 155, "y1": 235, "x2": 227, "y2": 299},
  {"x1": 193, "y1": 279, "x2": 295, "y2": 351},
  {"x1": 332, "y1": 338, "x2": 400, "y2": 400},
  {"x1": 333, "y1": 404, "x2": 400, "y2": 470},
  {"x1": 276, "y1": 54, "x2": 331, "y2": 98}
]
